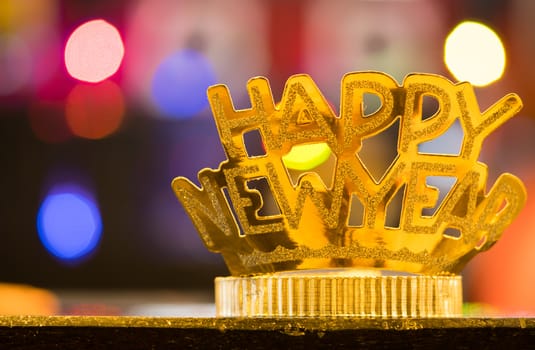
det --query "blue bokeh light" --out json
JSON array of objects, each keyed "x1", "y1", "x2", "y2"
[
  {"x1": 151, "y1": 49, "x2": 217, "y2": 119},
  {"x1": 418, "y1": 119, "x2": 464, "y2": 155},
  {"x1": 37, "y1": 187, "x2": 102, "y2": 261}
]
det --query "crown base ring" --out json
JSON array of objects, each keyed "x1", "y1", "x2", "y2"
[{"x1": 215, "y1": 269, "x2": 463, "y2": 318}]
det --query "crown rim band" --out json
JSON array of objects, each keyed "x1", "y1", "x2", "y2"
[{"x1": 215, "y1": 271, "x2": 462, "y2": 318}]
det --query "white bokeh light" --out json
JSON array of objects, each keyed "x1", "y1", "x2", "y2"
[{"x1": 444, "y1": 21, "x2": 506, "y2": 86}]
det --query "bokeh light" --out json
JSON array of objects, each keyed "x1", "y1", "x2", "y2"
[
  {"x1": 0, "y1": 0, "x2": 61, "y2": 94},
  {"x1": 0, "y1": 36, "x2": 32, "y2": 95},
  {"x1": 124, "y1": 0, "x2": 268, "y2": 116},
  {"x1": 65, "y1": 80, "x2": 125, "y2": 139},
  {"x1": 282, "y1": 142, "x2": 332, "y2": 171},
  {"x1": 444, "y1": 21, "x2": 506, "y2": 86},
  {"x1": 303, "y1": 0, "x2": 445, "y2": 103},
  {"x1": 64, "y1": 19, "x2": 124, "y2": 83},
  {"x1": 151, "y1": 49, "x2": 216, "y2": 119},
  {"x1": 418, "y1": 119, "x2": 463, "y2": 156},
  {"x1": 37, "y1": 185, "x2": 102, "y2": 261}
]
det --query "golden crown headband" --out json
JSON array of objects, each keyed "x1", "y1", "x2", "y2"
[{"x1": 172, "y1": 71, "x2": 526, "y2": 317}]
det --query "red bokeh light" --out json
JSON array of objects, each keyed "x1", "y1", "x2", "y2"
[{"x1": 65, "y1": 80, "x2": 125, "y2": 139}]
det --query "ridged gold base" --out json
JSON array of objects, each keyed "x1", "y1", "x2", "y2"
[{"x1": 215, "y1": 270, "x2": 462, "y2": 317}]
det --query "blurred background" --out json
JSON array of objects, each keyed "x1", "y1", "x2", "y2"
[{"x1": 1, "y1": 0, "x2": 535, "y2": 316}]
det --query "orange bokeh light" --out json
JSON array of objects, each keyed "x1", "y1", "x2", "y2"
[
  {"x1": 469, "y1": 176, "x2": 535, "y2": 314},
  {"x1": 65, "y1": 80, "x2": 125, "y2": 139}
]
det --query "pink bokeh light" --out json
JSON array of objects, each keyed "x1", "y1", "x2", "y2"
[{"x1": 64, "y1": 19, "x2": 124, "y2": 83}]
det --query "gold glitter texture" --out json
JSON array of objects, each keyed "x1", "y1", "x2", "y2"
[{"x1": 172, "y1": 72, "x2": 526, "y2": 276}]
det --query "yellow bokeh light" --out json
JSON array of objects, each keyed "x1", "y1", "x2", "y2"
[
  {"x1": 444, "y1": 21, "x2": 506, "y2": 87},
  {"x1": 282, "y1": 142, "x2": 332, "y2": 171}
]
